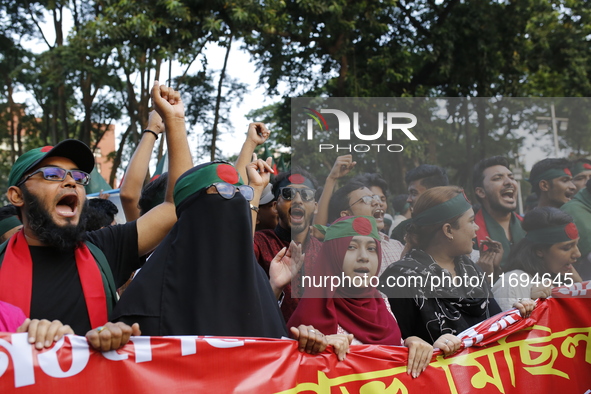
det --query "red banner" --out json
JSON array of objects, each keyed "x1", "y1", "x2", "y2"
[{"x1": 1, "y1": 284, "x2": 590, "y2": 393}]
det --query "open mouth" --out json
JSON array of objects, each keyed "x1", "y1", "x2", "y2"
[
  {"x1": 290, "y1": 206, "x2": 305, "y2": 225},
  {"x1": 56, "y1": 194, "x2": 78, "y2": 217},
  {"x1": 500, "y1": 188, "x2": 515, "y2": 203},
  {"x1": 565, "y1": 191, "x2": 575, "y2": 200},
  {"x1": 373, "y1": 209, "x2": 384, "y2": 221}
]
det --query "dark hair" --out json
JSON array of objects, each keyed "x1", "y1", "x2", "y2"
[
  {"x1": 351, "y1": 173, "x2": 389, "y2": 199},
  {"x1": 405, "y1": 164, "x2": 448, "y2": 189},
  {"x1": 272, "y1": 167, "x2": 318, "y2": 200},
  {"x1": 85, "y1": 198, "x2": 119, "y2": 231},
  {"x1": 505, "y1": 207, "x2": 574, "y2": 276},
  {"x1": 138, "y1": 172, "x2": 168, "y2": 216},
  {"x1": 529, "y1": 158, "x2": 572, "y2": 195},
  {"x1": 406, "y1": 186, "x2": 464, "y2": 250},
  {"x1": 327, "y1": 180, "x2": 366, "y2": 224},
  {"x1": 0, "y1": 204, "x2": 18, "y2": 221},
  {"x1": 391, "y1": 194, "x2": 409, "y2": 215},
  {"x1": 472, "y1": 156, "x2": 510, "y2": 189}
]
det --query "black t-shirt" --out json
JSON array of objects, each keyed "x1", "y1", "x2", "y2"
[{"x1": 29, "y1": 222, "x2": 139, "y2": 334}]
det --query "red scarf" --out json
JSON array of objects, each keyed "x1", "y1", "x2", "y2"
[
  {"x1": 0, "y1": 230, "x2": 108, "y2": 329},
  {"x1": 287, "y1": 236, "x2": 402, "y2": 345}
]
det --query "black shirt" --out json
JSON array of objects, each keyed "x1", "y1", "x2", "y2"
[{"x1": 29, "y1": 222, "x2": 139, "y2": 334}]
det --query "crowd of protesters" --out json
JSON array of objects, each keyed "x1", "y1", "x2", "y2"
[{"x1": 0, "y1": 81, "x2": 589, "y2": 379}]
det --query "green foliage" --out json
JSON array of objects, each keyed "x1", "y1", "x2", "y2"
[{"x1": 1, "y1": 0, "x2": 591, "y2": 192}]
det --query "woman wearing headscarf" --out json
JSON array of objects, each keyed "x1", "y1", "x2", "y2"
[
  {"x1": 493, "y1": 207, "x2": 582, "y2": 311},
  {"x1": 112, "y1": 161, "x2": 345, "y2": 357},
  {"x1": 112, "y1": 161, "x2": 287, "y2": 337},
  {"x1": 380, "y1": 186, "x2": 534, "y2": 355},
  {"x1": 288, "y1": 216, "x2": 433, "y2": 378}
]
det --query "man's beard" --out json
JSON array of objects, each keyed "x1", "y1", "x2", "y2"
[
  {"x1": 21, "y1": 186, "x2": 87, "y2": 251},
  {"x1": 488, "y1": 197, "x2": 516, "y2": 215}
]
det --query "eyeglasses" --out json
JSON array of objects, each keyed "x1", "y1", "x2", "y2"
[
  {"x1": 349, "y1": 194, "x2": 381, "y2": 208},
  {"x1": 17, "y1": 167, "x2": 91, "y2": 187},
  {"x1": 279, "y1": 187, "x2": 316, "y2": 202},
  {"x1": 209, "y1": 182, "x2": 254, "y2": 201}
]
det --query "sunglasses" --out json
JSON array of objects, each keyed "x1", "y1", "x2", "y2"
[
  {"x1": 209, "y1": 182, "x2": 254, "y2": 201},
  {"x1": 350, "y1": 194, "x2": 381, "y2": 208},
  {"x1": 279, "y1": 187, "x2": 316, "y2": 202},
  {"x1": 17, "y1": 166, "x2": 91, "y2": 187}
]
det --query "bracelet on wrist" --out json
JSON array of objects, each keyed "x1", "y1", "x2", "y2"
[
  {"x1": 250, "y1": 204, "x2": 259, "y2": 213},
  {"x1": 142, "y1": 129, "x2": 159, "y2": 140}
]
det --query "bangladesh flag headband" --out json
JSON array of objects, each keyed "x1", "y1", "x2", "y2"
[
  {"x1": 412, "y1": 192, "x2": 472, "y2": 226},
  {"x1": 274, "y1": 173, "x2": 315, "y2": 199},
  {"x1": 525, "y1": 222, "x2": 579, "y2": 244},
  {"x1": 174, "y1": 162, "x2": 244, "y2": 206},
  {"x1": 572, "y1": 162, "x2": 591, "y2": 176},
  {"x1": 528, "y1": 168, "x2": 572, "y2": 186},
  {"x1": 314, "y1": 216, "x2": 380, "y2": 242}
]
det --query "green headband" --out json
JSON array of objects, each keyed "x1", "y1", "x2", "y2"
[
  {"x1": 572, "y1": 162, "x2": 591, "y2": 176},
  {"x1": 173, "y1": 163, "x2": 244, "y2": 207},
  {"x1": 0, "y1": 216, "x2": 21, "y2": 236},
  {"x1": 525, "y1": 222, "x2": 579, "y2": 244},
  {"x1": 528, "y1": 168, "x2": 572, "y2": 186},
  {"x1": 412, "y1": 192, "x2": 472, "y2": 226},
  {"x1": 314, "y1": 216, "x2": 381, "y2": 242}
]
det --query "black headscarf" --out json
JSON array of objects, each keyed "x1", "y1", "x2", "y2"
[{"x1": 112, "y1": 162, "x2": 287, "y2": 338}]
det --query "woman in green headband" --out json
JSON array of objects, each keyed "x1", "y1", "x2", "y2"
[
  {"x1": 493, "y1": 207, "x2": 582, "y2": 311},
  {"x1": 380, "y1": 186, "x2": 534, "y2": 352}
]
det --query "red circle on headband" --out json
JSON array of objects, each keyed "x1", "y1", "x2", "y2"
[
  {"x1": 565, "y1": 222, "x2": 579, "y2": 240},
  {"x1": 583, "y1": 163, "x2": 591, "y2": 170},
  {"x1": 288, "y1": 174, "x2": 306, "y2": 184},
  {"x1": 41, "y1": 146, "x2": 53, "y2": 153},
  {"x1": 352, "y1": 217, "x2": 372, "y2": 236},
  {"x1": 564, "y1": 168, "x2": 572, "y2": 176},
  {"x1": 216, "y1": 164, "x2": 239, "y2": 184}
]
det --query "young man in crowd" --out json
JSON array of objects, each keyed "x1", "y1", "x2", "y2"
[
  {"x1": 528, "y1": 158, "x2": 576, "y2": 208},
  {"x1": 253, "y1": 168, "x2": 322, "y2": 322},
  {"x1": 562, "y1": 178, "x2": 591, "y2": 280},
  {"x1": 472, "y1": 156, "x2": 525, "y2": 270},
  {"x1": 571, "y1": 158, "x2": 591, "y2": 192},
  {"x1": 390, "y1": 164, "x2": 448, "y2": 243},
  {"x1": 0, "y1": 81, "x2": 192, "y2": 348},
  {"x1": 255, "y1": 183, "x2": 278, "y2": 232}
]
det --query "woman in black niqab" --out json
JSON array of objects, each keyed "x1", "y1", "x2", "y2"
[{"x1": 112, "y1": 161, "x2": 287, "y2": 338}]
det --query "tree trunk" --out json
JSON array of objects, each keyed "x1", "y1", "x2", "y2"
[{"x1": 110, "y1": 124, "x2": 135, "y2": 186}]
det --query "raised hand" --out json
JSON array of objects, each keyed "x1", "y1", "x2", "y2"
[
  {"x1": 151, "y1": 81, "x2": 185, "y2": 122},
  {"x1": 246, "y1": 122, "x2": 270, "y2": 146},
  {"x1": 328, "y1": 155, "x2": 356, "y2": 181},
  {"x1": 246, "y1": 155, "x2": 274, "y2": 190},
  {"x1": 269, "y1": 241, "x2": 305, "y2": 296}
]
